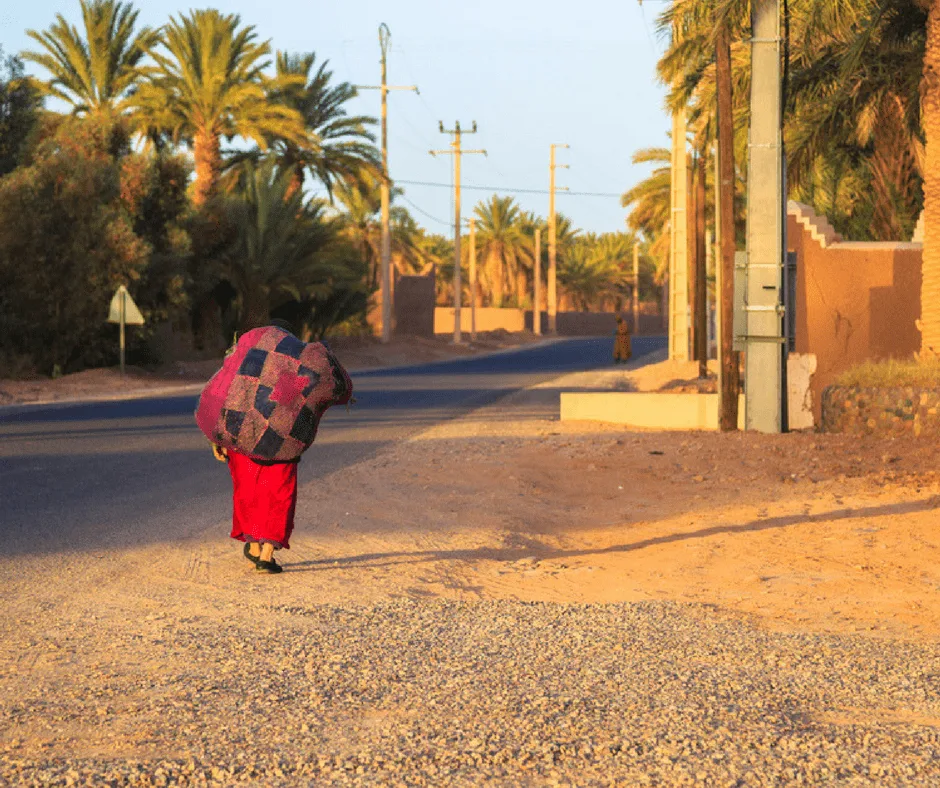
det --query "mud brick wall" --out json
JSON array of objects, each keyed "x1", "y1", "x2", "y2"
[
  {"x1": 788, "y1": 202, "x2": 922, "y2": 424},
  {"x1": 821, "y1": 386, "x2": 940, "y2": 437}
]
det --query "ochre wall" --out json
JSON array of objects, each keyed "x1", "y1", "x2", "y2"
[
  {"x1": 395, "y1": 274, "x2": 437, "y2": 337},
  {"x1": 434, "y1": 308, "x2": 667, "y2": 337},
  {"x1": 789, "y1": 205, "x2": 922, "y2": 422},
  {"x1": 434, "y1": 307, "x2": 526, "y2": 334}
]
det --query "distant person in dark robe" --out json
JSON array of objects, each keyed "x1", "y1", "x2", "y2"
[{"x1": 613, "y1": 315, "x2": 632, "y2": 363}]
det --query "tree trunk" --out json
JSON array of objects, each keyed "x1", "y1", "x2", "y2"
[
  {"x1": 487, "y1": 251, "x2": 503, "y2": 307},
  {"x1": 695, "y1": 151, "x2": 708, "y2": 377},
  {"x1": 922, "y1": 2, "x2": 940, "y2": 354},
  {"x1": 239, "y1": 287, "x2": 271, "y2": 332},
  {"x1": 193, "y1": 127, "x2": 221, "y2": 208},
  {"x1": 285, "y1": 163, "x2": 305, "y2": 201},
  {"x1": 870, "y1": 104, "x2": 919, "y2": 241},
  {"x1": 717, "y1": 23, "x2": 741, "y2": 429},
  {"x1": 687, "y1": 152, "x2": 699, "y2": 360}
]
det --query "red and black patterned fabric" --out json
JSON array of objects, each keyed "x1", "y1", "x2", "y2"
[{"x1": 195, "y1": 326, "x2": 353, "y2": 462}]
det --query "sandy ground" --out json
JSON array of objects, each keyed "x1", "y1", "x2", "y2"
[
  {"x1": 256, "y1": 377, "x2": 940, "y2": 641},
  {"x1": 3, "y1": 353, "x2": 940, "y2": 783},
  {"x1": 0, "y1": 330, "x2": 546, "y2": 406}
]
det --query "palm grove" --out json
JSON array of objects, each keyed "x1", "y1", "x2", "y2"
[
  {"x1": 623, "y1": 0, "x2": 940, "y2": 401},
  {"x1": 0, "y1": 0, "x2": 649, "y2": 377}
]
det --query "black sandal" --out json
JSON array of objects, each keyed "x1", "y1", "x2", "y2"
[
  {"x1": 243, "y1": 542, "x2": 260, "y2": 565},
  {"x1": 255, "y1": 558, "x2": 283, "y2": 574}
]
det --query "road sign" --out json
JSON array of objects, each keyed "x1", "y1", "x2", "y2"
[
  {"x1": 107, "y1": 285, "x2": 145, "y2": 325},
  {"x1": 107, "y1": 285, "x2": 144, "y2": 376}
]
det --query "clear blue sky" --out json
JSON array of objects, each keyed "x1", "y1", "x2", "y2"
[{"x1": 1, "y1": 0, "x2": 670, "y2": 236}]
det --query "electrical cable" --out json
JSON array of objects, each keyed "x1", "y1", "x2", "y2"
[
  {"x1": 398, "y1": 194, "x2": 451, "y2": 228},
  {"x1": 395, "y1": 179, "x2": 621, "y2": 198}
]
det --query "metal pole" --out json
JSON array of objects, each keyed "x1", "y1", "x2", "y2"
[
  {"x1": 469, "y1": 217, "x2": 477, "y2": 342},
  {"x1": 119, "y1": 288, "x2": 126, "y2": 377},
  {"x1": 533, "y1": 227, "x2": 542, "y2": 335},
  {"x1": 379, "y1": 27, "x2": 391, "y2": 344},
  {"x1": 632, "y1": 242, "x2": 640, "y2": 336},
  {"x1": 744, "y1": 0, "x2": 784, "y2": 432}
]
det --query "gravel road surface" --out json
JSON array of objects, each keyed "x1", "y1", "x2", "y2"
[{"x1": 3, "y1": 601, "x2": 939, "y2": 785}]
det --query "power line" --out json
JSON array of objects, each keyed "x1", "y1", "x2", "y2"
[
  {"x1": 395, "y1": 179, "x2": 621, "y2": 198},
  {"x1": 398, "y1": 194, "x2": 451, "y2": 227}
]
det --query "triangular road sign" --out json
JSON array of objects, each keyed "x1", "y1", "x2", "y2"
[{"x1": 107, "y1": 285, "x2": 145, "y2": 325}]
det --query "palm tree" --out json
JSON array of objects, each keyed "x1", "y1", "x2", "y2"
[
  {"x1": 269, "y1": 51, "x2": 380, "y2": 199},
  {"x1": 558, "y1": 240, "x2": 621, "y2": 312},
  {"x1": 918, "y1": 0, "x2": 940, "y2": 353},
  {"x1": 132, "y1": 9, "x2": 305, "y2": 206},
  {"x1": 788, "y1": 0, "x2": 925, "y2": 241},
  {"x1": 22, "y1": 0, "x2": 158, "y2": 115},
  {"x1": 473, "y1": 195, "x2": 529, "y2": 307},
  {"x1": 223, "y1": 160, "x2": 340, "y2": 331},
  {"x1": 332, "y1": 169, "x2": 421, "y2": 290}
]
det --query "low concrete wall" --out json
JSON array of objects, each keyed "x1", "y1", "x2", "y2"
[
  {"x1": 821, "y1": 386, "x2": 940, "y2": 437},
  {"x1": 561, "y1": 392, "x2": 746, "y2": 430}
]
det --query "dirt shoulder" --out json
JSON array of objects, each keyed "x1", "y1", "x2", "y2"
[
  {"x1": 270, "y1": 383, "x2": 940, "y2": 642},
  {"x1": 0, "y1": 330, "x2": 548, "y2": 407}
]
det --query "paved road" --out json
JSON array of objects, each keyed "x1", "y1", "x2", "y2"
[{"x1": 0, "y1": 336, "x2": 664, "y2": 556}]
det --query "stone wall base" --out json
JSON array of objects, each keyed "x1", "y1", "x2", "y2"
[{"x1": 821, "y1": 386, "x2": 940, "y2": 437}]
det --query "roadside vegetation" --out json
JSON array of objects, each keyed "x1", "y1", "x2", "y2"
[
  {"x1": 0, "y1": 0, "x2": 654, "y2": 379},
  {"x1": 836, "y1": 356, "x2": 940, "y2": 388},
  {"x1": 623, "y1": 0, "x2": 939, "y2": 354}
]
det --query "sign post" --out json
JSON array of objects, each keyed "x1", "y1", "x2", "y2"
[{"x1": 107, "y1": 285, "x2": 145, "y2": 376}]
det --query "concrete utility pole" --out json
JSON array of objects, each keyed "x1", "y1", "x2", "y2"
[
  {"x1": 632, "y1": 242, "x2": 640, "y2": 336},
  {"x1": 533, "y1": 227, "x2": 542, "y2": 335},
  {"x1": 431, "y1": 121, "x2": 486, "y2": 344},
  {"x1": 548, "y1": 143, "x2": 569, "y2": 334},
  {"x1": 356, "y1": 24, "x2": 418, "y2": 344},
  {"x1": 669, "y1": 110, "x2": 690, "y2": 361},
  {"x1": 469, "y1": 217, "x2": 477, "y2": 342},
  {"x1": 744, "y1": 0, "x2": 786, "y2": 432}
]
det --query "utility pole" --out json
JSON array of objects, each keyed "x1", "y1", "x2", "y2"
[
  {"x1": 669, "y1": 109, "x2": 690, "y2": 361},
  {"x1": 469, "y1": 217, "x2": 477, "y2": 342},
  {"x1": 632, "y1": 242, "x2": 640, "y2": 336},
  {"x1": 694, "y1": 151, "x2": 708, "y2": 377},
  {"x1": 744, "y1": 0, "x2": 785, "y2": 432},
  {"x1": 431, "y1": 121, "x2": 486, "y2": 344},
  {"x1": 548, "y1": 143, "x2": 569, "y2": 334},
  {"x1": 355, "y1": 24, "x2": 418, "y2": 344},
  {"x1": 533, "y1": 227, "x2": 542, "y2": 335}
]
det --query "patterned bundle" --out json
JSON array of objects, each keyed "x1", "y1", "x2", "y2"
[{"x1": 195, "y1": 326, "x2": 353, "y2": 462}]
